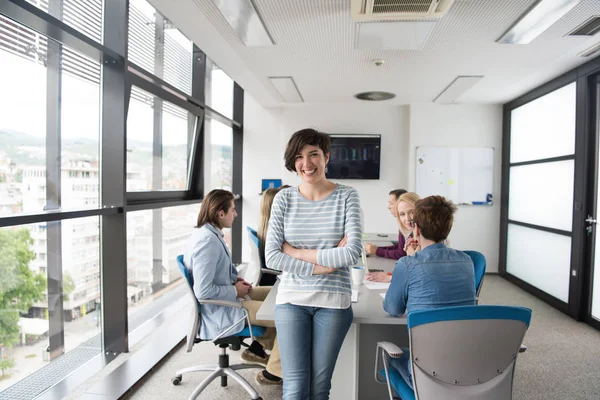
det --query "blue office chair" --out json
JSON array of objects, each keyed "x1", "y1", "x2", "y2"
[
  {"x1": 246, "y1": 226, "x2": 280, "y2": 286},
  {"x1": 375, "y1": 305, "x2": 531, "y2": 400},
  {"x1": 464, "y1": 250, "x2": 486, "y2": 304},
  {"x1": 174, "y1": 255, "x2": 267, "y2": 400}
]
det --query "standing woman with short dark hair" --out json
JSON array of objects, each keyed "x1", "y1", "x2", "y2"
[{"x1": 265, "y1": 129, "x2": 363, "y2": 399}]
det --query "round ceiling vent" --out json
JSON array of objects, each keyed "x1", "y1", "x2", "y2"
[{"x1": 354, "y1": 91, "x2": 396, "y2": 101}]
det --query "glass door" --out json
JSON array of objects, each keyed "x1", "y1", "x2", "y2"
[
  {"x1": 586, "y1": 76, "x2": 600, "y2": 326},
  {"x1": 504, "y1": 82, "x2": 577, "y2": 314}
]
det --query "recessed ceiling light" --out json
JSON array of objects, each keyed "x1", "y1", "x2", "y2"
[
  {"x1": 497, "y1": 0, "x2": 581, "y2": 44},
  {"x1": 211, "y1": 0, "x2": 274, "y2": 46},
  {"x1": 269, "y1": 77, "x2": 303, "y2": 102},
  {"x1": 434, "y1": 76, "x2": 483, "y2": 104}
]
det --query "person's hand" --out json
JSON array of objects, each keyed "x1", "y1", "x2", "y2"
[
  {"x1": 404, "y1": 237, "x2": 419, "y2": 256},
  {"x1": 366, "y1": 272, "x2": 392, "y2": 283},
  {"x1": 282, "y1": 242, "x2": 298, "y2": 258},
  {"x1": 234, "y1": 280, "x2": 251, "y2": 297},
  {"x1": 365, "y1": 243, "x2": 377, "y2": 255},
  {"x1": 312, "y1": 265, "x2": 336, "y2": 275},
  {"x1": 404, "y1": 237, "x2": 418, "y2": 251},
  {"x1": 337, "y1": 236, "x2": 348, "y2": 247}
]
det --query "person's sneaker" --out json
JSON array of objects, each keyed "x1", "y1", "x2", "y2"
[
  {"x1": 256, "y1": 370, "x2": 283, "y2": 386},
  {"x1": 241, "y1": 349, "x2": 269, "y2": 367}
]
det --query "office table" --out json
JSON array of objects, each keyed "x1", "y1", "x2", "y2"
[{"x1": 256, "y1": 256, "x2": 407, "y2": 400}]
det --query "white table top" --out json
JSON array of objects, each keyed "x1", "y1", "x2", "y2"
[
  {"x1": 362, "y1": 232, "x2": 398, "y2": 243},
  {"x1": 256, "y1": 256, "x2": 407, "y2": 325}
]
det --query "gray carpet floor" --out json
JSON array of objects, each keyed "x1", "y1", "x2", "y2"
[{"x1": 125, "y1": 275, "x2": 600, "y2": 400}]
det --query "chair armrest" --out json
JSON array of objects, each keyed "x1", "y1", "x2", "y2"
[
  {"x1": 199, "y1": 299, "x2": 243, "y2": 309},
  {"x1": 261, "y1": 268, "x2": 282, "y2": 276},
  {"x1": 377, "y1": 341, "x2": 403, "y2": 358},
  {"x1": 519, "y1": 344, "x2": 527, "y2": 353},
  {"x1": 375, "y1": 341, "x2": 403, "y2": 400}
]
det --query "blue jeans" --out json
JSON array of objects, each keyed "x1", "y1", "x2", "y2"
[
  {"x1": 275, "y1": 304, "x2": 353, "y2": 400},
  {"x1": 389, "y1": 348, "x2": 413, "y2": 389}
]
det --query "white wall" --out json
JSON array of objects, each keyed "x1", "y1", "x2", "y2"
[
  {"x1": 408, "y1": 103, "x2": 503, "y2": 272},
  {"x1": 281, "y1": 104, "x2": 410, "y2": 234},
  {"x1": 242, "y1": 94, "x2": 284, "y2": 262},
  {"x1": 242, "y1": 99, "x2": 503, "y2": 272}
]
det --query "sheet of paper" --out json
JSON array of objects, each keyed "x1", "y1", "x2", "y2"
[
  {"x1": 351, "y1": 290, "x2": 358, "y2": 303},
  {"x1": 363, "y1": 281, "x2": 391, "y2": 290},
  {"x1": 380, "y1": 292, "x2": 386, "y2": 299}
]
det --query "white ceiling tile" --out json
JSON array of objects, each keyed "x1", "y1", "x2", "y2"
[{"x1": 151, "y1": 0, "x2": 600, "y2": 105}]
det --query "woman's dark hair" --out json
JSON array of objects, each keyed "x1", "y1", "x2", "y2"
[
  {"x1": 196, "y1": 189, "x2": 235, "y2": 229},
  {"x1": 284, "y1": 128, "x2": 331, "y2": 172}
]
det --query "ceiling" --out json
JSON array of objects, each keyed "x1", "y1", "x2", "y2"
[{"x1": 148, "y1": 0, "x2": 600, "y2": 106}]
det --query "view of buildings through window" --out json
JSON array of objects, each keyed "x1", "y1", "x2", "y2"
[{"x1": 0, "y1": 0, "x2": 235, "y2": 392}]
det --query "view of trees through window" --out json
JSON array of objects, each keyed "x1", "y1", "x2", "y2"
[{"x1": 0, "y1": 0, "x2": 237, "y2": 394}]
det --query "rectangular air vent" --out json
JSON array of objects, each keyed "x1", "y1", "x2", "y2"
[
  {"x1": 372, "y1": 0, "x2": 432, "y2": 14},
  {"x1": 568, "y1": 16, "x2": 600, "y2": 36},
  {"x1": 351, "y1": 0, "x2": 454, "y2": 21}
]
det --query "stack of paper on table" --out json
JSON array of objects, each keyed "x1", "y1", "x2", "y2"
[{"x1": 363, "y1": 281, "x2": 390, "y2": 290}]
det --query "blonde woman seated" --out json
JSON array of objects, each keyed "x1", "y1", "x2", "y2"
[{"x1": 366, "y1": 192, "x2": 421, "y2": 283}]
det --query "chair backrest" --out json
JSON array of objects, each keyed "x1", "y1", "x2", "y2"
[
  {"x1": 407, "y1": 305, "x2": 532, "y2": 400},
  {"x1": 463, "y1": 250, "x2": 486, "y2": 297},
  {"x1": 176, "y1": 255, "x2": 201, "y2": 353},
  {"x1": 245, "y1": 227, "x2": 263, "y2": 286}
]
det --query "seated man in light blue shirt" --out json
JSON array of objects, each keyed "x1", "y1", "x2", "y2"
[{"x1": 383, "y1": 195, "x2": 476, "y2": 389}]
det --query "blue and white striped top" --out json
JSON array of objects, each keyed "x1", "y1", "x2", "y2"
[{"x1": 265, "y1": 184, "x2": 363, "y2": 308}]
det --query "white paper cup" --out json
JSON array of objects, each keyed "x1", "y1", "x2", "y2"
[{"x1": 351, "y1": 266, "x2": 366, "y2": 286}]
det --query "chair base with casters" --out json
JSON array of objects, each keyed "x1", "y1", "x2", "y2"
[
  {"x1": 176, "y1": 254, "x2": 269, "y2": 400},
  {"x1": 172, "y1": 331, "x2": 266, "y2": 400}
]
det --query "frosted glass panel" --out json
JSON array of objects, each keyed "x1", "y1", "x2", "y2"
[
  {"x1": 510, "y1": 83, "x2": 576, "y2": 163},
  {"x1": 508, "y1": 161, "x2": 574, "y2": 231},
  {"x1": 507, "y1": 224, "x2": 571, "y2": 302},
  {"x1": 593, "y1": 243, "x2": 600, "y2": 319}
]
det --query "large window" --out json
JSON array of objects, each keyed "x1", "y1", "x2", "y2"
[
  {"x1": 25, "y1": 0, "x2": 104, "y2": 44},
  {"x1": 128, "y1": 0, "x2": 193, "y2": 95},
  {"x1": 0, "y1": 0, "x2": 244, "y2": 396},
  {"x1": 0, "y1": 218, "x2": 101, "y2": 396},
  {"x1": 0, "y1": 15, "x2": 101, "y2": 216},
  {"x1": 505, "y1": 82, "x2": 576, "y2": 303},
  {"x1": 126, "y1": 86, "x2": 195, "y2": 192},
  {"x1": 126, "y1": 204, "x2": 199, "y2": 331},
  {"x1": 205, "y1": 61, "x2": 234, "y2": 193}
]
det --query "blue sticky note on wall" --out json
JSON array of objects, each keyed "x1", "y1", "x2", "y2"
[{"x1": 261, "y1": 179, "x2": 282, "y2": 192}]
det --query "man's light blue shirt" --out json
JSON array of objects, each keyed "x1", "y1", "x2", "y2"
[{"x1": 383, "y1": 243, "x2": 476, "y2": 317}]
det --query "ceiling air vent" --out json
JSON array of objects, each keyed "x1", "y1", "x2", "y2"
[
  {"x1": 568, "y1": 16, "x2": 600, "y2": 36},
  {"x1": 354, "y1": 91, "x2": 396, "y2": 101},
  {"x1": 351, "y1": 0, "x2": 455, "y2": 21}
]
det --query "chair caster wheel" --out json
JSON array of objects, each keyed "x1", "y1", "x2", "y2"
[
  {"x1": 255, "y1": 397, "x2": 263, "y2": 400},
  {"x1": 172, "y1": 376, "x2": 182, "y2": 385}
]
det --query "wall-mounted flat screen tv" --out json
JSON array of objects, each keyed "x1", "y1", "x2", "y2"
[{"x1": 327, "y1": 134, "x2": 381, "y2": 180}]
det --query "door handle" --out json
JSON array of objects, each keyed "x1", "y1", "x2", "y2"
[{"x1": 585, "y1": 215, "x2": 597, "y2": 224}]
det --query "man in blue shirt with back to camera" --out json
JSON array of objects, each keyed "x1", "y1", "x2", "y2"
[{"x1": 383, "y1": 195, "x2": 476, "y2": 389}]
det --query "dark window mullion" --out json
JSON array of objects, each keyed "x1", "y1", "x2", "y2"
[
  {"x1": 509, "y1": 154, "x2": 575, "y2": 168},
  {"x1": 45, "y1": 0, "x2": 64, "y2": 361},
  {"x1": 231, "y1": 83, "x2": 244, "y2": 264}
]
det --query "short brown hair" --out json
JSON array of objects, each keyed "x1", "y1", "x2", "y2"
[
  {"x1": 389, "y1": 189, "x2": 407, "y2": 199},
  {"x1": 284, "y1": 128, "x2": 331, "y2": 172},
  {"x1": 196, "y1": 189, "x2": 234, "y2": 229},
  {"x1": 413, "y1": 195, "x2": 457, "y2": 243}
]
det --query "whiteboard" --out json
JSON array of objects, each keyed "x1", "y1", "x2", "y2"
[{"x1": 416, "y1": 147, "x2": 494, "y2": 206}]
